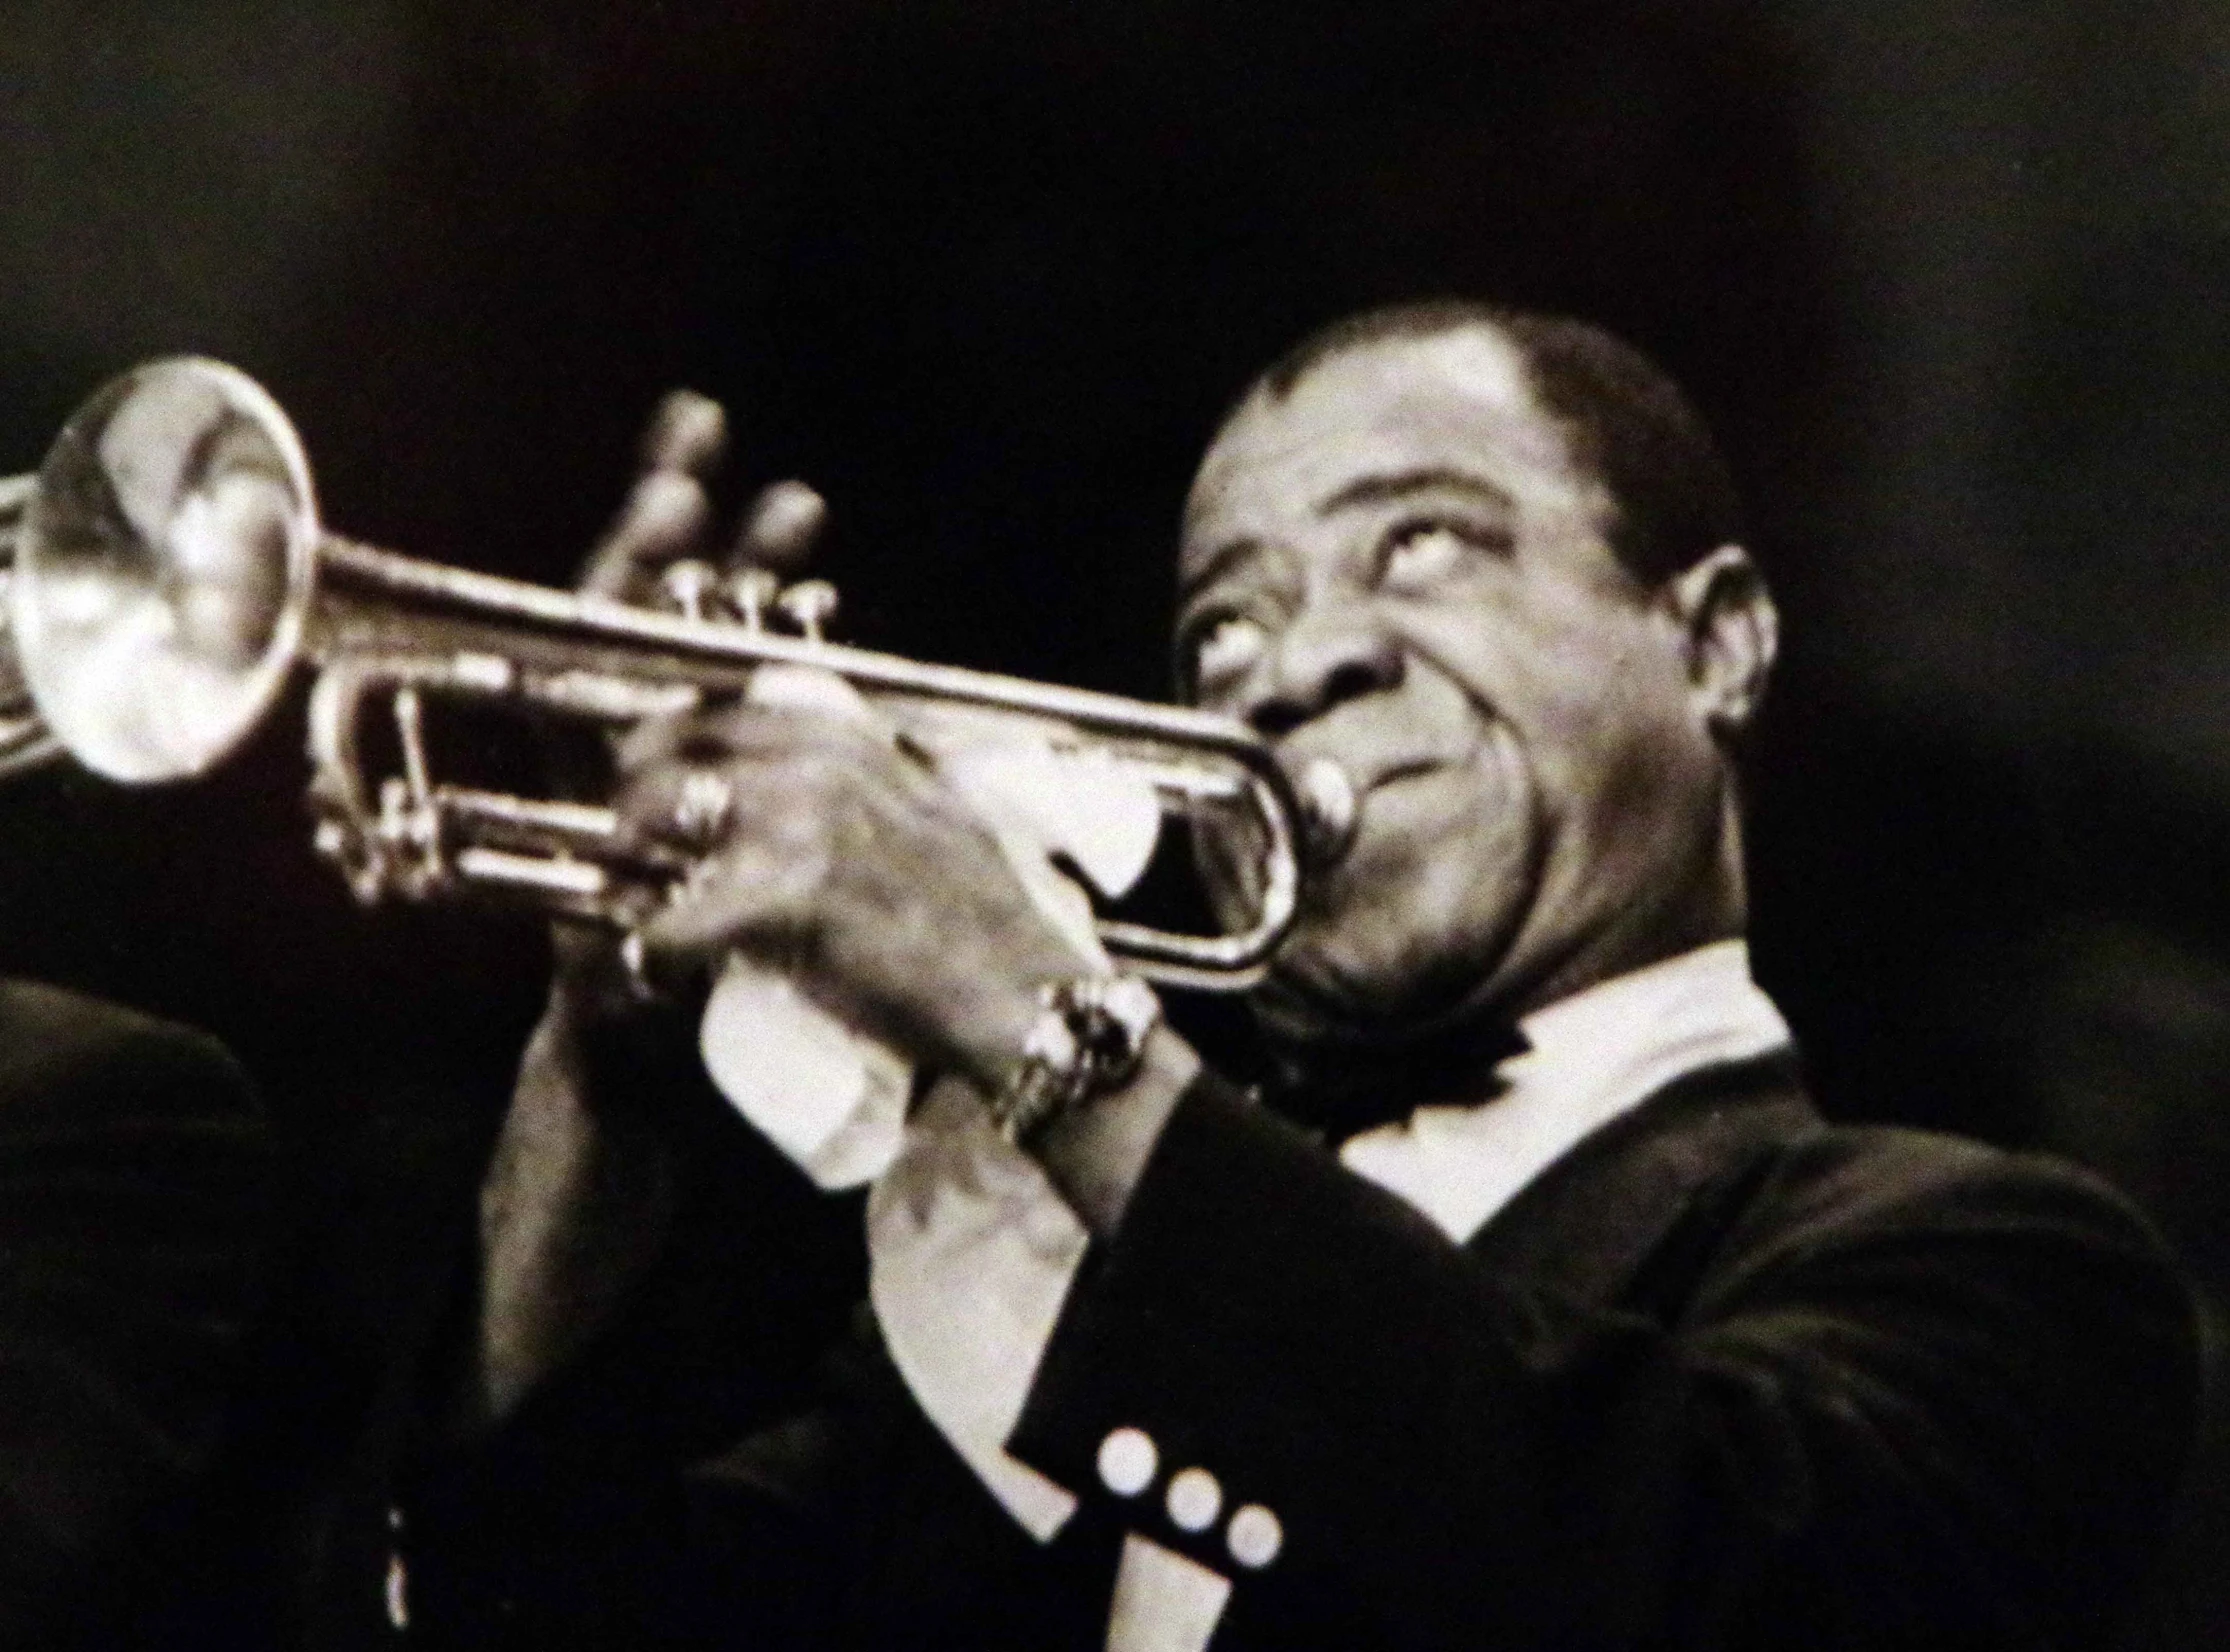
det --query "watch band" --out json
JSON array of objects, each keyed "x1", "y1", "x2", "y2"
[{"x1": 988, "y1": 974, "x2": 1162, "y2": 1146}]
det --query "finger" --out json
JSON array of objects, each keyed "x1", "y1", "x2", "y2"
[
  {"x1": 578, "y1": 390, "x2": 728, "y2": 599},
  {"x1": 615, "y1": 757, "x2": 741, "y2": 857},
  {"x1": 581, "y1": 470, "x2": 714, "y2": 600},
  {"x1": 640, "y1": 389, "x2": 726, "y2": 478},
  {"x1": 609, "y1": 757, "x2": 812, "y2": 867},
  {"x1": 624, "y1": 787, "x2": 844, "y2": 994},
  {"x1": 610, "y1": 706, "x2": 703, "y2": 781},
  {"x1": 613, "y1": 731, "x2": 923, "y2": 900},
  {"x1": 619, "y1": 699, "x2": 894, "y2": 791},
  {"x1": 634, "y1": 843, "x2": 805, "y2": 975},
  {"x1": 611, "y1": 706, "x2": 804, "y2": 795},
  {"x1": 728, "y1": 479, "x2": 828, "y2": 577}
]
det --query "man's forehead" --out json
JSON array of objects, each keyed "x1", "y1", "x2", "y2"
[{"x1": 1183, "y1": 326, "x2": 1574, "y2": 546}]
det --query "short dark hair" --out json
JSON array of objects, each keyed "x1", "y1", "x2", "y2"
[{"x1": 1240, "y1": 299, "x2": 1746, "y2": 587}]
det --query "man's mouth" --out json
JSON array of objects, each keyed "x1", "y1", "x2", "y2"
[
  {"x1": 1281, "y1": 753, "x2": 1452, "y2": 873},
  {"x1": 1285, "y1": 752, "x2": 1445, "y2": 799},
  {"x1": 1366, "y1": 757, "x2": 1445, "y2": 791}
]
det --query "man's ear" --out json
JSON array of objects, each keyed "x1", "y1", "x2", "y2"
[{"x1": 1665, "y1": 544, "x2": 1777, "y2": 739}]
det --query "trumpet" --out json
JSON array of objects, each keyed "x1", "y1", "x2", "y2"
[
  {"x1": 0, "y1": 474, "x2": 65, "y2": 778},
  {"x1": 0, "y1": 357, "x2": 1353, "y2": 989}
]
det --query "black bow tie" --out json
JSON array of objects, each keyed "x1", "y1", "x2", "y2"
[{"x1": 1261, "y1": 1015, "x2": 1531, "y2": 1145}]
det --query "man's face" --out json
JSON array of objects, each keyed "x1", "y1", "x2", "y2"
[{"x1": 1178, "y1": 327, "x2": 1727, "y2": 1040}]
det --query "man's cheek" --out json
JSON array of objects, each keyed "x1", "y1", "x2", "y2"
[
  {"x1": 1346, "y1": 722, "x2": 1530, "y2": 885},
  {"x1": 1390, "y1": 616, "x2": 1510, "y2": 708},
  {"x1": 1310, "y1": 734, "x2": 1539, "y2": 981},
  {"x1": 1392, "y1": 588, "x2": 1591, "y2": 696},
  {"x1": 1512, "y1": 662, "x2": 1669, "y2": 828}
]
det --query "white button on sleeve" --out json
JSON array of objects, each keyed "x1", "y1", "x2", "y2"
[
  {"x1": 1165, "y1": 1466, "x2": 1223, "y2": 1533},
  {"x1": 1099, "y1": 1427, "x2": 1159, "y2": 1497},
  {"x1": 1226, "y1": 1503, "x2": 1284, "y2": 1569}
]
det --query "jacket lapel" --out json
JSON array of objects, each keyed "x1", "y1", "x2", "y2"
[{"x1": 1464, "y1": 1051, "x2": 1816, "y2": 1315}]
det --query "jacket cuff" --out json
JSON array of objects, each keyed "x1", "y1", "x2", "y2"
[{"x1": 1004, "y1": 1070, "x2": 1549, "y2": 1587}]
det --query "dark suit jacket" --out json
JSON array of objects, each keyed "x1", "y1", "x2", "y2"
[
  {"x1": 335, "y1": 1046, "x2": 2199, "y2": 1651},
  {"x1": 0, "y1": 978, "x2": 273, "y2": 1648}
]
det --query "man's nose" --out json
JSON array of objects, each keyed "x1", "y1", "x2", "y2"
[{"x1": 1244, "y1": 602, "x2": 1405, "y2": 738}]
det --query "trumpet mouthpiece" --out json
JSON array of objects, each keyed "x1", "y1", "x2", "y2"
[{"x1": 1297, "y1": 757, "x2": 1358, "y2": 867}]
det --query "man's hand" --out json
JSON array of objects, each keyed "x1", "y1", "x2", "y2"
[
  {"x1": 614, "y1": 700, "x2": 1093, "y2": 1096},
  {"x1": 552, "y1": 389, "x2": 829, "y2": 1020},
  {"x1": 614, "y1": 698, "x2": 1201, "y2": 1233},
  {"x1": 523, "y1": 386, "x2": 1196, "y2": 1246},
  {"x1": 472, "y1": 391, "x2": 842, "y2": 1428}
]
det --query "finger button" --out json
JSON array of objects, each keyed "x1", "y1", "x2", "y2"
[
  {"x1": 776, "y1": 579, "x2": 840, "y2": 641},
  {"x1": 1226, "y1": 1504, "x2": 1283, "y2": 1570},
  {"x1": 1165, "y1": 1466, "x2": 1222, "y2": 1533},
  {"x1": 1097, "y1": 1427, "x2": 1158, "y2": 1497},
  {"x1": 724, "y1": 567, "x2": 782, "y2": 630},
  {"x1": 659, "y1": 559, "x2": 717, "y2": 620}
]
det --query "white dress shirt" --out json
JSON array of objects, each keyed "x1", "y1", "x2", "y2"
[{"x1": 1339, "y1": 938, "x2": 1793, "y2": 1243}]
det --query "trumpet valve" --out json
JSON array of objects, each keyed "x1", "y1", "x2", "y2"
[
  {"x1": 658, "y1": 559, "x2": 718, "y2": 620},
  {"x1": 724, "y1": 566, "x2": 783, "y2": 630},
  {"x1": 776, "y1": 579, "x2": 840, "y2": 642}
]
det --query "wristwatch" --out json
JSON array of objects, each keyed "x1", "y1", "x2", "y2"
[{"x1": 987, "y1": 973, "x2": 1163, "y2": 1146}]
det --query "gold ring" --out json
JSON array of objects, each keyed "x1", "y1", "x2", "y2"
[{"x1": 670, "y1": 768, "x2": 737, "y2": 848}]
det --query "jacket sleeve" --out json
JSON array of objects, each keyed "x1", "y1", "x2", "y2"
[
  {"x1": 0, "y1": 989, "x2": 274, "y2": 1644},
  {"x1": 1004, "y1": 1071, "x2": 2200, "y2": 1650}
]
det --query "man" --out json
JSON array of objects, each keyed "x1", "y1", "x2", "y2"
[
  {"x1": 342, "y1": 302, "x2": 2198, "y2": 1649},
  {"x1": 0, "y1": 977, "x2": 273, "y2": 1648}
]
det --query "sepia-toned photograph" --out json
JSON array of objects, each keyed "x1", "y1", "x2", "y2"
[{"x1": 1, "y1": 3, "x2": 2225, "y2": 1647}]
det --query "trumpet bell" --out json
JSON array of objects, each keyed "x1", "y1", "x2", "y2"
[{"x1": 12, "y1": 357, "x2": 317, "y2": 782}]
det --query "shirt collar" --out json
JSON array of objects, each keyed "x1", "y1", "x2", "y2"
[{"x1": 1338, "y1": 939, "x2": 1793, "y2": 1244}]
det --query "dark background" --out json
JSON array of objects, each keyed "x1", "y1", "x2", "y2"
[{"x1": 4, "y1": 1, "x2": 2228, "y2": 1643}]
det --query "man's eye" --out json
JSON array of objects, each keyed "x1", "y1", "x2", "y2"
[
  {"x1": 1191, "y1": 614, "x2": 1270, "y2": 688},
  {"x1": 1380, "y1": 521, "x2": 1496, "y2": 593}
]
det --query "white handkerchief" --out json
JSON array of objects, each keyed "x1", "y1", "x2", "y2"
[
  {"x1": 698, "y1": 666, "x2": 911, "y2": 1187},
  {"x1": 938, "y1": 739, "x2": 1161, "y2": 901},
  {"x1": 698, "y1": 963, "x2": 913, "y2": 1188}
]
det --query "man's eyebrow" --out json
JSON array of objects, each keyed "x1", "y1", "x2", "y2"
[
  {"x1": 1178, "y1": 535, "x2": 1266, "y2": 603},
  {"x1": 1316, "y1": 466, "x2": 1515, "y2": 516}
]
